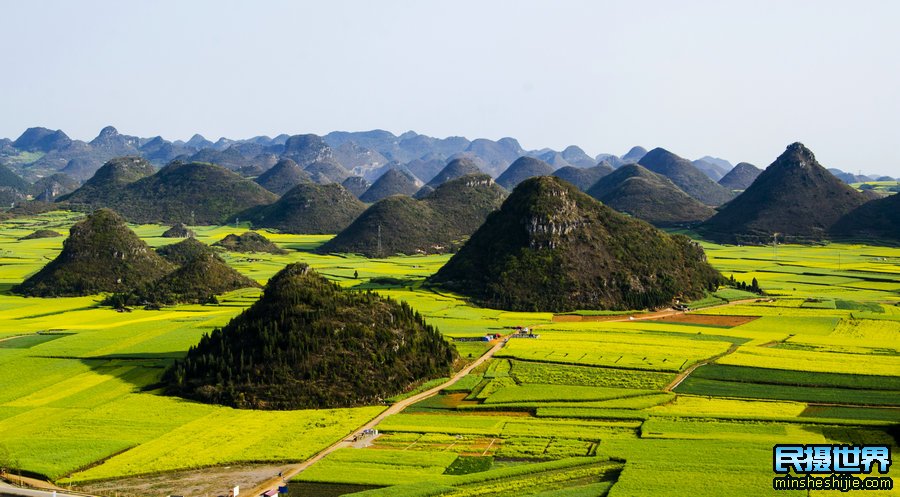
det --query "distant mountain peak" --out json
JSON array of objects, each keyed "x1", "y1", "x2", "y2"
[
  {"x1": 96, "y1": 125, "x2": 119, "y2": 138},
  {"x1": 622, "y1": 146, "x2": 648, "y2": 162},
  {"x1": 779, "y1": 142, "x2": 817, "y2": 168}
]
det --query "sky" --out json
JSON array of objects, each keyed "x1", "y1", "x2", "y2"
[{"x1": 2, "y1": 0, "x2": 898, "y2": 177}]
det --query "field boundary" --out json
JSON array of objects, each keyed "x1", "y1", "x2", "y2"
[{"x1": 664, "y1": 344, "x2": 740, "y2": 392}]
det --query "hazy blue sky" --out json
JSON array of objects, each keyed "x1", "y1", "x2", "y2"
[{"x1": 2, "y1": 1, "x2": 898, "y2": 176}]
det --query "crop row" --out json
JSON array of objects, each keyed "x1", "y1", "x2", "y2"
[{"x1": 674, "y1": 377, "x2": 900, "y2": 406}]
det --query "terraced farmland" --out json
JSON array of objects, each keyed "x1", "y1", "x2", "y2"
[{"x1": 0, "y1": 212, "x2": 898, "y2": 497}]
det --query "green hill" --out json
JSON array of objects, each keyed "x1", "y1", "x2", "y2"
[
  {"x1": 495, "y1": 156, "x2": 555, "y2": 190},
  {"x1": 638, "y1": 148, "x2": 735, "y2": 205},
  {"x1": 57, "y1": 156, "x2": 156, "y2": 206},
  {"x1": 320, "y1": 174, "x2": 506, "y2": 256},
  {"x1": 830, "y1": 192, "x2": 900, "y2": 243},
  {"x1": 587, "y1": 164, "x2": 715, "y2": 226},
  {"x1": 241, "y1": 183, "x2": 366, "y2": 234},
  {"x1": 163, "y1": 263, "x2": 456, "y2": 409},
  {"x1": 341, "y1": 176, "x2": 371, "y2": 197},
  {"x1": 718, "y1": 162, "x2": 762, "y2": 191},
  {"x1": 0, "y1": 162, "x2": 29, "y2": 192},
  {"x1": 115, "y1": 238, "x2": 259, "y2": 306},
  {"x1": 699, "y1": 143, "x2": 868, "y2": 243},
  {"x1": 430, "y1": 176, "x2": 722, "y2": 312},
  {"x1": 156, "y1": 237, "x2": 214, "y2": 265},
  {"x1": 305, "y1": 160, "x2": 351, "y2": 184},
  {"x1": 552, "y1": 163, "x2": 613, "y2": 191},
  {"x1": 254, "y1": 158, "x2": 311, "y2": 195},
  {"x1": 117, "y1": 162, "x2": 278, "y2": 224},
  {"x1": 415, "y1": 158, "x2": 482, "y2": 197},
  {"x1": 213, "y1": 232, "x2": 286, "y2": 254},
  {"x1": 161, "y1": 223, "x2": 195, "y2": 238},
  {"x1": 31, "y1": 173, "x2": 80, "y2": 202},
  {"x1": 14, "y1": 209, "x2": 174, "y2": 297},
  {"x1": 19, "y1": 229, "x2": 62, "y2": 240},
  {"x1": 360, "y1": 168, "x2": 421, "y2": 203},
  {"x1": 60, "y1": 160, "x2": 277, "y2": 224}
]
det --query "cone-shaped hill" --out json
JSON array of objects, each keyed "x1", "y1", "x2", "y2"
[
  {"x1": 58, "y1": 156, "x2": 156, "y2": 206},
  {"x1": 718, "y1": 162, "x2": 762, "y2": 191},
  {"x1": 415, "y1": 158, "x2": 482, "y2": 198},
  {"x1": 161, "y1": 223, "x2": 195, "y2": 238},
  {"x1": 320, "y1": 174, "x2": 507, "y2": 257},
  {"x1": 254, "y1": 158, "x2": 311, "y2": 195},
  {"x1": 213, "y1": 232, "x2": 287, "y2": 254},
  {"x1": 241, "y1": 183, "x2": 366, "y2": 234},
  {"x1": 62, "y1": 160, "x2": 278, "y2": 224},
  {"x1": 0, "y1": 162, "x2": 29, "y2": 192},
  {"x1": 32, "y1": 173, "x2": 80, "y2": 201},
  {"x1": 638, "y1": 148, "x2": 735, "y2": 205},
  {"x1": 587, "y1": 164, "x2": 716, "y2": 226},
  {"x1": 304, "y1": 160, "x2": 351, "y2": 185},
  {"x1": 360, "y1": 168, "x2": 421, "y2": 203},
  {"x1": 157, "y1": 237, "x2": 215, "y2": 265},
  {"x1": 430, "y1": 177, "x2": 722, "y2": 312},
  {"x1": 163, "y1": 263, "x2": 457, "y2": 409},
  {"x1": 119, "y1": 162, "x2": 278, "y2": 224},
  {"x1": 341, "y1": 176, "x2": 371, "y2": 198},
  {"x1": 621, "y1": 146, "x2": 648, "y2": 163},
  {"x1": 14, "y1": 209, "x2": 174, "y2": 297},
  {"x1": 552, "y1": 163, "x2": 614, "y2": 191},
  {"x1": 830, "y1": 192, "x2": 900, "y2": 243},
  {"x1": 19, "y1": 229, "x2": 62, "y2": 240},
  {"x1": 699, "y1": 143, "x2": 868, "y2": 243},
  {"x1": 115, "y1": 238, "x2": 259, "y2": 306},
  {"x1": 496, "y1": 156, "x2": 555, "y2": 190}
]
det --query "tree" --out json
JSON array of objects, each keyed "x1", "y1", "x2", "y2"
[{"x1": 750, "y1": 277, "x2": 761, "y2": 294}]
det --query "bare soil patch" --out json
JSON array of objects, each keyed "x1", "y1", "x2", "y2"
[{"x1": 75, "y1": 464, "x2": 286, "y2": 497}]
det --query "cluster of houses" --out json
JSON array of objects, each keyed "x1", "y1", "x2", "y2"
[
  {"x1": 452, "y1": 326, "x2": 540, "y2": 342},
  {"x1": 350, "y1": 428, "x2": 379, "y2": 442},
  {"x1": 510, "y1": 326, "x2": 539, "y2": 339},
  {"x1": 454, "y1": 333, "x2": 503, "y2": 343}
]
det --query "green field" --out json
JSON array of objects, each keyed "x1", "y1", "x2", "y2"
[{"x1": 1, "y1": 211, "x2": 899, "y2": 496}]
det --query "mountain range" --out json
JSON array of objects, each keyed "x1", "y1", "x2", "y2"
[{"x1": 1, "y1": 126, "x2": 892, "y2": 199}]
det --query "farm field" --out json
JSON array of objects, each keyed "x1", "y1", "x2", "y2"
[{"x1": 0, "y1": 211, "x2": 898, "y2": 497}]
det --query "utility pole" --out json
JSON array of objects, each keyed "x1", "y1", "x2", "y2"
[
  {"x1": 377, "y1": 223, "x2": 383, "y2": 257},
  {"x1": 772, "y1": 233, "x2": 778, "y2": 261}
]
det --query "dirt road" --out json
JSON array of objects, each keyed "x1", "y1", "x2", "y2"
[
  {"x1": 247, "y1": 297, "x2": 763, "y2": 495},
  {"x1": 664, "y1": 343, "x2": 740, "y2": 391},
  {"x1": 245, "y1": 335, "x2": 510, "y2": 496}
]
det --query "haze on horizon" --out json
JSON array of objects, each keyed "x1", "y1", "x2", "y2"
[{"x1": 2, "y1": 0, "x2": 898, "y2": 177}]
